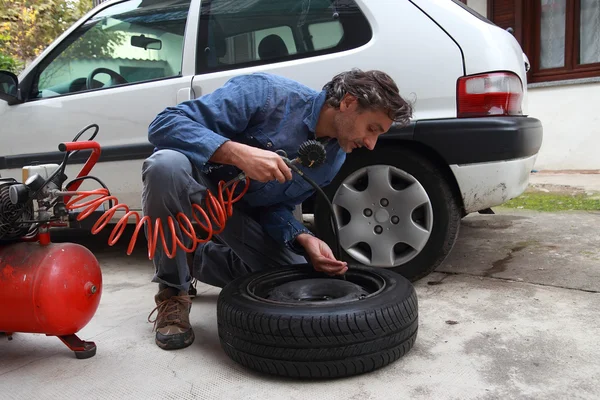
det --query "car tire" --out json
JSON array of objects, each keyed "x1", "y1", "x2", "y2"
[
  {"x1": 314, "y1": 146, "x2": 461, "y2": 282},
  {"x1": 217, "y1": 264, "x2": 418, "y2": 379}
]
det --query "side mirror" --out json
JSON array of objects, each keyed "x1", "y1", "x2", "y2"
[{"x1": 0, "y1": 71, "x2": 22, "y2": 105}]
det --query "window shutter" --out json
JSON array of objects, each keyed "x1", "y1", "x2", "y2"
[
  {"x1": 488, "y1": 0, "x2": 526, "y2": 48},
  {"x1": 489, "y1": 0, "x2": 516, "y2": 30}
]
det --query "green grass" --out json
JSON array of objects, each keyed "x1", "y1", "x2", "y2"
[{"x1": 500, "y1": 191, "x2": 600, "y2": 211}]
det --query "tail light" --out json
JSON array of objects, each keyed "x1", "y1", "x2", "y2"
[{"x1": 457, "y1": 72, "x2": 523, "y2": 118}]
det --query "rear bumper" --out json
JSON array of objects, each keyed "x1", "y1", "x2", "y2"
[
  {"x1": 390, "y1": 116, "x2": 543, "y2": 213},
  {"x1": 413, "y1": 116, "x2": 543, "y2": 165},
  {"x1": 450, "y1": 154, "x2": 538, "y2": 213}
]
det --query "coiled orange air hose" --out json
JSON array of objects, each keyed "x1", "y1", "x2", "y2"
[
  {"x1": 64, "y1": 178, "x2": 251, "y2": 260},
  {"x1": 55, "y1": 132, "x2": 330, "y2": 263}
]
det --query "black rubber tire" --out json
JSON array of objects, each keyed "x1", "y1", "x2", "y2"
[
  {"x1": 217, "y1": 264, "x2": 418, "y2": 380},
  {"x1": 314, "y1": 146, "x2": 461, "y2": 282}
]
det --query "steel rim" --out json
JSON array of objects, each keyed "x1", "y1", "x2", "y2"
[
  {"x1": 331, "y1": 164, "x2": 434, "y2": 268},
  {"x1": 247, "y1": 268, "x2": 386, "y2": 306}
]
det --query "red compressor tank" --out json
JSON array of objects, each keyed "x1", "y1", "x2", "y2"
[{"x1": 0, "y1": 241, "x2": 102, "y2": 357}]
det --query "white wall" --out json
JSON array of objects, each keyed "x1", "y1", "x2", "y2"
[
  {"x1": 527, "y1": 82, "x2": 600, "y2": 170},
  {"x1": 466, "y1": 0, "x2": 487, "y2": 18},
  {"x1": 466, "y1": 0, "x2": 599, "y2": 171}
]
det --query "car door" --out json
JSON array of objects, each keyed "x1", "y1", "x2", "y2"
[
  {"x1": 187, "y1": 0, "x2": 374, "y2": 219},
  {"x1": 190, "y1": 0, "x2": 373, "y2": 112},
  {"x1": 0, "y1": 0, "x2": 200, "y2": 210}
]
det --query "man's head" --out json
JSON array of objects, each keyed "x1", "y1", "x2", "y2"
[{"x1": 320, "y1": 69, "x2": 413, "y2": 153}]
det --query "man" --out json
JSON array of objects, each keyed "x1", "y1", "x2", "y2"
[{"x1": 142, "y1": 69, "x2": 413, "y2": 350}]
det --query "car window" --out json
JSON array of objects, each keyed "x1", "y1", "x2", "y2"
[
  {"x1": 309, "y1": 21, "x2": 344, "y2": 51},
  {"x1": 29, "y1": 0, "x2": 192, "y2": 100},
  {"x1": 196, "y1": 0, "x2": 372, "y2": 73}
]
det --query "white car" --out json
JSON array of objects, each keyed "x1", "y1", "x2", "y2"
[{"x1": 0, "y1": 0, "x2": 543, "y2": 281}]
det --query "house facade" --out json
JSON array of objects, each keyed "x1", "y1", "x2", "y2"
[{"x1": 464, "y1": 0, "x2": 600, "y2": 171}]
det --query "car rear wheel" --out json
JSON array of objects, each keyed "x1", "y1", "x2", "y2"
[{"x1": 314, "y1": 146, "x2": 461, "y2": 282}]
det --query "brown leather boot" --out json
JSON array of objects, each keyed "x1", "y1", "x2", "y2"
[{"x1": 148, "y1": 286, "x2": 194, "y2": 350}]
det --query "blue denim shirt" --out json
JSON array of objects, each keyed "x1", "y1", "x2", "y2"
[{"x1": 147, "y1": 72, "x2": 347, "y2": 253}]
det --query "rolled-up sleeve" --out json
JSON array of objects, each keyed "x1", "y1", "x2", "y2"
[{"x1": 259, "y1": 203, "x2": 315, "y2": 255}]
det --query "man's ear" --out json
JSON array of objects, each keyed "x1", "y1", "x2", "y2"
[{"x1": 339, "y1": 93, "x2": 358, "y2": 112}]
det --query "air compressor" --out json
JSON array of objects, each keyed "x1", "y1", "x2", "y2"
[
  {"x1": 0, "y1": 125, "x2": 104, "y2": 359},
  {"x1": 0, "y1": 123, "x2": 331, "y2": 360}
]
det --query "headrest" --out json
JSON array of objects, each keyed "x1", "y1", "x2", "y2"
[{"x1": 258, "y1": 34, "x2": 289, "y2": 60}]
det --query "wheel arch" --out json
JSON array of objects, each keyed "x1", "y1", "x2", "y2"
[{"x1": 376, "y1": 138, "x2": 467, "y2": 217}]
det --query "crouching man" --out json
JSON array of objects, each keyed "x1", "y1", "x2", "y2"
[{"x1": 141, "y1": 69, "x2": 413, "y2": 350}]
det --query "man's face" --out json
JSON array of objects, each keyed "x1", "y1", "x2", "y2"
[{"x1": 333, "y1": 94, "x2": 394, "y2": 153}]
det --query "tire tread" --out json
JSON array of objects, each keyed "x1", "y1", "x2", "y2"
[
  {"x1": 218, "y1": 289, "x2": 417, "y2": 347},
  {"x1": 221, "y1": 330, "x2": 418, "y2": 379}
]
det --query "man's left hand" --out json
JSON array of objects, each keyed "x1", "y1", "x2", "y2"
[{"x1": 296, "y1": 233, "x2": 348, "y2": 276}]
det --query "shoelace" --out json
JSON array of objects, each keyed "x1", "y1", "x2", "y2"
[{"x1": 147, "y1": 295, "x2": 192, "y2": 331}]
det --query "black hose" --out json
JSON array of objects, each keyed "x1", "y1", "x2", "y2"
[
  {"x1": 23, "y1": 124, "x2": 100, "y2": 210},
  {"x1": 285, "y1": 161, "x2": 342, "y2": 262}
]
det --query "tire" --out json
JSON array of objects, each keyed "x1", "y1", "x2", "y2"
[
  {"x1": 314, "y1": 146, "x2": 461, "y2": 282},
  {"x1": 217, "y1": 264, "x2": 418, "y2": 379}
]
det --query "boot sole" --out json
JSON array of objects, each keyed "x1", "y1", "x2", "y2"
[{"x1": 156, "y1": 329, "x2": 195, "y2": 350}]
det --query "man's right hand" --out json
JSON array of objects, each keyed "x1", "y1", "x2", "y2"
[
  {"x1": 211, "y1": 141, "x2": 292, "y2": 183},
  {"x1": 236, "y1": 145, "x2": 293, "y2": 183}
]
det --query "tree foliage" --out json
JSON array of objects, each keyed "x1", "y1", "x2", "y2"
[
  {"x1": 0, "y1": 0, "x2": 122, "y2": 74},
  {"x1": 0, "y1": 52, "x2": 22, "y2": 73}
]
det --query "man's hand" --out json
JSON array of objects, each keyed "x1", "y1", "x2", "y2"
[
  {"x1": 211, "y1": 141, "x2": 292, "y2": 183},
  {"x1": 296, "y1": 233, "x2": 348, "y2": 276},
  {"x1": 236, "y1": 145, "x2": 293, "y2": 183}
]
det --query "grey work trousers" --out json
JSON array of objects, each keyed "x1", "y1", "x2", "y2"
[{"x1": 141, "y1": 149, "x2": 306, "y2": 291}]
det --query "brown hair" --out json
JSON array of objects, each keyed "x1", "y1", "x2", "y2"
[{"x1": 323, "y1": 69, "x2": 413, "y2": 127}]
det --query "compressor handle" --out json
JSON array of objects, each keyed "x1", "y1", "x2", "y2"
[
  {"x1": 58, "y1": 140, "x2": 102, "y2": 197},
  {"x1": 58, "y1": 140, "x2": 101, "y2": 153}
]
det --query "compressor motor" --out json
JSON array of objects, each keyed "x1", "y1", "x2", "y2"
[
  {"x1": 0, "y1": 177, "x2": 35, "y2": 242},
  {"x1": 0, "y1": 123, "x2": 104, "y2": 242},
  {"x1": 0, "y1": 170, "x2": 68, "y2": 243}
]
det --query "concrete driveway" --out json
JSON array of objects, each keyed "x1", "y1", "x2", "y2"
[{"x1": 1, "y1": 208, "x2": 599, "y2": 400}]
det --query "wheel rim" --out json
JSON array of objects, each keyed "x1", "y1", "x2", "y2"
[
  {"x1": 248, "y1": 268, "x2": 386, "y2": 306},
  {"x1": 331, "y1": 164, "x2": 434, "y2": 268}
]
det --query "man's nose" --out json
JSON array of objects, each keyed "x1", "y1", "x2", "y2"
[{"x1": 364, "y1": 137, "x2": 376, "y2": 150}]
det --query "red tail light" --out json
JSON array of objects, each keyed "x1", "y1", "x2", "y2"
[{"x1": 457, "y1": 72, "x2": 523, "y2": 118}]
